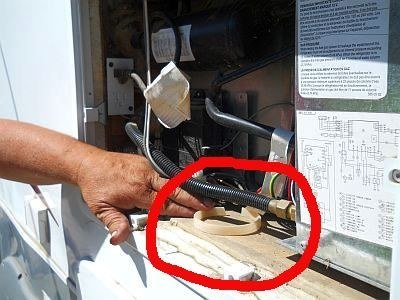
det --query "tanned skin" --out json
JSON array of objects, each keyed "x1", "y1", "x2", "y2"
[{"x1": 0, "y1": 119, "x2": 213, "y2": 245}]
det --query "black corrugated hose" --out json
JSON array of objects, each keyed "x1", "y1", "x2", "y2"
[
  {"x1": 125, "y1": 123, "x2": 271, "y2": 211},
  {"x1": 205, "y1": 97, "x2": 275, "y2": 141},
  {"x1": 205, "y1": 97, "x2": 295, "y2": 151}
]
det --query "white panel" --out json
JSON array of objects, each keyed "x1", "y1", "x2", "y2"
[
  {"x1": 0, "y1": 0, "x2": 84, "y2": 279},
  {"x1": 106, "y1": 58, "x2": 135, "y2": 116},
  {"x1": 0, "y1": 0, "x2": 80, "y2": 137},
  {"x1": 0, "y1": 48, "x2": 18, "y2": 119},
  {"x1": 387, "y1": 158, "x2": 400, "y2": 299}
]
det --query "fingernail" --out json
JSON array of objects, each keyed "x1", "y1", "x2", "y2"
[
  {"x1": 202, "y1": 199, "x2": 215, "y2": 208},
  {"x1": 110, "y1": 231, "x2": 118, "y2": 244}
]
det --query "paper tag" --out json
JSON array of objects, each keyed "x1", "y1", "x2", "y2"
[{"x1": 144, "y1": 62, "x2": 191, "y2": 128}]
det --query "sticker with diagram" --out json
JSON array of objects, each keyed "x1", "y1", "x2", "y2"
[{"x1": 297, "y1": 110, "x2": 400, "y2": 247}]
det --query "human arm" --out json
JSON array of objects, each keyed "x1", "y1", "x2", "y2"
[{"x1": 0, "y1": 118, "x2": 212, "y2": 244}]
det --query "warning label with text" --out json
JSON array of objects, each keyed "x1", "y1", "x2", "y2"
[{"x1": 297, "y1": 0, "x2": 390, "y2": 99}]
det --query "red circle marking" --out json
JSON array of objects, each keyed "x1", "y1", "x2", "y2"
[{"x1": 146, "y1": 157, "x2": 321, "y2": 291}]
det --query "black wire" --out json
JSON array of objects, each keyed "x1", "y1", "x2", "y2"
[
  {"x1": 277, "y1": 219, "x2": 296, "y2": 232},
  {"x1": 206, "y1": 102, "x2": 294, "y2": 150},
  {"x1": 150, "y1": 11, "x2": 182, "y2": 66},
  {"x1": 211, "y1": 47, "x2": 295, "y2": 96},
  {"x1": 220, "y1": 132, "x2": 241, "y2": 150},
  {"x1": 176, "y1": 0, "x2": 183, "y2": 16},
  {"x1": 206, "y1": 172, "x2": 248, "y2": 190},
  {"x1": 179, "y1": 135, "x2": 198, "y2": 161},
  {"x1": 194, "y1": 136, "x2": 202, "y2": 157}
]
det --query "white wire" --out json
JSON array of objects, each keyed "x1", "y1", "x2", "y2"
[
  {"x1": 290, "y1": 180, "x2": 296, "y2": 206},
  {"x1": 0, "y1": 42, "x2": 19, "y2": 120}
]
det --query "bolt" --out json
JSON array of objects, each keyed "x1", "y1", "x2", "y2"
[
  {"x1": 109, "y1": 62, "x2": 114, "y2": 68},
  {"x1": 300, "y1": 241, "x2": 308, "y2": 249},
  {"x1": 392, "y1": 169, "x2": 400, "y2": 183}
]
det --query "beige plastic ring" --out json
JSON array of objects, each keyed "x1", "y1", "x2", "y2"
[{"x1": 193, "y1": 207, "x2": 261, "y2": 236}]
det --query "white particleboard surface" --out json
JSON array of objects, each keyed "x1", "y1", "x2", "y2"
[{"x1": 161, "y1": 217, "x2": 388, "y2": 299}]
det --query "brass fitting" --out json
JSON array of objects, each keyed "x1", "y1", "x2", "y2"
[
  {"x1": 268, "y1": 199, "x2": 296, "y2": 221},
  {"x1": 288, "y1": 204, "x2": 296, "y2": 221}
]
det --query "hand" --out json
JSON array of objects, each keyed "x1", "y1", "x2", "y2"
[{"x1": 77, "y1": 150, "x2": 213, "y2": 245}]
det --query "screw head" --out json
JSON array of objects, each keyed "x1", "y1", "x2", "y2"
[
  {"x1": 300, "y1": 241, "x2": 308, "y2": 249},
  {"x1": 392, "y1": 169, "x2": 400, "y2": 183}
]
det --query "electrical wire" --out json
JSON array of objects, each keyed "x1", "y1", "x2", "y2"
[
  {"x1": 0, "y1": 42, "x2": 19, "y2": 120},
  {"x1": 269, "y1": 173, "x2": 282, "y2": 198},
  {"x1": 277, "y1": 218, "x2": 296, "y2": 232},
  {"x1": 180, "y1": 135, "x2": 198, "y2": 161},
  {"x1": 219, "y1": 131, "x2": 241, "y2": 150},
  {"x1": 195, "y1": 137, "x2": 202, "y2": 157},
  {"x1": 287, "y1": 178, "x2": 292, "y2": 202},
  {"x1": 251, "y1": 102, "x2": 294, "y2": 120},
  {"x1": 205, "y1": 172, "x2": 247, "y2": 190},
  {"x1": 176, "y1": 0, "x2": 183, "y2": 16},
  {"x1": 288, "y1": 150, "x2": 296, "y2": 203},
  {"x1": 211, "y1": 47, "x2": 294, "y2": 95},
  {"x1": 290, "y1": 180, "x2": 296, "y2": 206},
  {"x1": 126, "y1": 123, "x2": 272, "y2": 212}
]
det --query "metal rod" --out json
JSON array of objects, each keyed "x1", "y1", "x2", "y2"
[
  {"x1": 144, "y1": 0, "x2": 151, "y2": 85},
  {"x1": 142, "y1": 0, "x2": 168, "y2": 177}
]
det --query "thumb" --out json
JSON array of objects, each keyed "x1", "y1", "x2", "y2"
[{"x1": 97, "y1": 207, "x2": 131, "y2": 245}]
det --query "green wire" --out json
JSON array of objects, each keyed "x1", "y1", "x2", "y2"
[{"x1": 269, "y1": 173, "x2": 282, "y2": 198}]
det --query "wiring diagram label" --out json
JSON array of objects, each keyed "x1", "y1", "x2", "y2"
[
  {"x1": 152, "y1": 24, "x2": 195, "y2": 63},
  {"x1": 297, "y1": 0, "x2": 390, "y2": 99},
  {"x1": 297, "y1": 110, "x2": 400, "y2": 247}
]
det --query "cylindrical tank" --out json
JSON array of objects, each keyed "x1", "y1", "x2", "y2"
[{"x1": 148, "y1": 6, "x2": 258, "y2": 71}]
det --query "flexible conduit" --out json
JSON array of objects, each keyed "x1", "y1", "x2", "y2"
[{"x1": 125, "y1": 123, "x2": 271, "y2": 211}]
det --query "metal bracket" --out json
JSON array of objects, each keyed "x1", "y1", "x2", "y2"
[
  {"x1": 261, "y1": 128, "x2": 294, "y2": 197},
  {"x1": 84, "y1": 102, "x2": 106, "y2": 125},
  {"x1": 106, "y1": 58, "x2": 135, "y2": 116}
]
